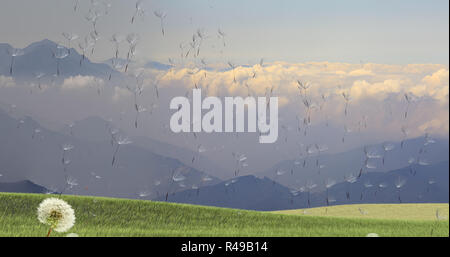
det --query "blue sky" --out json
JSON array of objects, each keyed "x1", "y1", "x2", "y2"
[{"x1": 0, "y1": 0, "x2": 448, "y2": 64}]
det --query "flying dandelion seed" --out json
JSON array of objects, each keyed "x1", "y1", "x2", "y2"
[
  {"x1": 427, "y1": 178, "x2": 436, "y2": 192},
  {"x1": 217, "y1": 28, "x2": 226, "y2": 47},
  {"x1": 342, "y1": 125, "x2": 352, "y2": 143},
  {"x1": 9, "y1": 48, "x2": 24, "y2": 75},
  {"x1": 134, "y1": 105, "x2": 147, "y2": 128},
  {"x1": 395, "y1": 177, "x2": 406, "y2": 203},
  {"x1": 73, "y1": 0, "x2": 79, "y2": 12},
  {"x1": 359, "y1": 208, "x2": 368, "y2": 215},
  {"x1": 363, "y1": 146, "x2": 380, "y2": 160},
  {"x1": 66, "y1": 176, "x2": 78, "y2": 189},
  {"x1": 17, "y1": 119, "x2": 25, "y2": 129},
  {"x1": 436, "y1": 209, "x2": 447, "y2": 221},
  {"x1": 34, "y1": 72, "x2": 45, "y2": 90},
  {"x1": 345, "y1": 173, "x2": 357, "y2": 200},
  {"x1": 325, "y1": 178, "x2": 336, "y2": 206},
  {"x1": 32, "y1": 128, "x2": 41, "y2": 139},
  {"x1": 202, "y1": 175, "x2": 212, "y2": 182},
  {"x1": 424, "y1": 133, "x2": 436, "y2": 146},
  {"x1": 227, "y1": 61, "x2": 237, "y2": 83},
  {"x1": 85, "y1": 7, "x2": 103, "y2": 34},
  {"x1": 125, "y1": 33, "x2": 140, "y2": 72},
  {"x1": 418, "y1": 158, "x2": 430, "y2": 166},
  {"x1": 89, "y1": 31, "x2": 100, "y2": 55},
  {"x1": 138, "y1": 191, "x2": 150, "y2": 198},
  {"x1": 53, "y1": 46, "x2": 69, "y2": 76},
  {"x1": 131, "y1": 0, "x2": 145, "y2": 24},
  {"x1": 276, "y1": 169, "x2": 286, "y2": 176},
  {"x1": 361, "y1": 181, "x2": 373, "y2": 200},
  {"x1": 296, "y1": 80, "x2": 310, "y2": 98},
  {"x1": 110, "y1": 33, "x2": 124, "y2": 59},
  {"x1": 403, "y1": 92, "x2": 413, "y2": 119},
  {"x1": 198, "y1": 144, "x2": 206, "y2": 153},
  {"x1": 61, "y1": 32, "x2": 78, "y2": 54},
  {"x1": 37, "y1": 198, "x2": 75, "y2": 237},
  {"x1": 112, "y1": 136, "x2": 132, "y2": 166},
  {"x1": 378, "y1": 182, "x2": 388, "y2": 188},
  {"x1": 376, "y1": 182, "x2": 388, "y2": 197},
  {"x1": 341, "y1": 91, "x2": 351, "y2": 116},
  {"x1": 90, "y1": 172, "x2": 101, "y2": 180},
  {"x1": 172, "y1": 172, "x2": 186, "y2": 182},
  {"x1": 110, "y1": 58, "x2": 126, "y2": 79},
  {"x1": 154, "y1": 11, "x2": 167, "y2": 36},
  {"x1": 382, "y1": 142, "x2": 395, "y2": 166},
  {"x1": 306, "y1": 180, "x2": 317, "y2": 208},
  {"x1": 62, "y1": 143, "x2": 74, "y2": 164},
  {"x1": 400, "y1": 126, "x2": 409, "y2": 149}
]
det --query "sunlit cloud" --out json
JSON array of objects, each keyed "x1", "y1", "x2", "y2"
[
  {"x1": 147, "y1": 61, "x2": 449, "y2": 137},
  {"x1": 62, "y1": 75, "x2": 103, "y2": 91}
]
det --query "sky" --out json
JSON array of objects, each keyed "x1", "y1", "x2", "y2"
[
  {"x1": 0, "y1": 0, "x2": 448, "y2": 176},
  {"x1": 0, "y1": 0, "x2": 448, "y2": 65}
]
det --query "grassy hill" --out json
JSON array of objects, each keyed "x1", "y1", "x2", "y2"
[
  {"x1": 272, "y1": 203, "x2": 449, "y2": 221},
  {"x1": 0, "y1": 193, "x2": 448, "y2": 237}
]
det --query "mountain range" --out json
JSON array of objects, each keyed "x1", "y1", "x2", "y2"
[
  {"x1": 0, "y1": 39, "x2": 117, "y2": 81},
  {"x1": 0, "y1": 180, "x2": 48, "y2": 194},
  {"x1": 0, "y1": 107, "x2": 219, "y2": 199},
  {"x1": 259, "y1": 137, "x2": 449, "y2": 189},
  {"x1": 160, "y1": 160, "x2": 449, "y2": 211}
]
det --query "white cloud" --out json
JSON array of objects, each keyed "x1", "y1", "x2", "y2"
[
  {"x1": 146, "y1": 61, "x2": 448, "y2": 137},
  {"x1": 348, "y1": 69, "x2": 375, "y2": 77},
  {"x1": 62, "y1": 75, "x2": 103, "y2": 90}
]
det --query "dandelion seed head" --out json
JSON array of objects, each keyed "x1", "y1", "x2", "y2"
[{"x1": 37, "y1": 198, "x2": 75, "y2": 233}]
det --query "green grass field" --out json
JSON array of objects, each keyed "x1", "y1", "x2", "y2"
[
  {"x1": 272, "y1": 203, "x2": 449, "y2": 221},
  {"x1": 0, "y1": 193, "x2": 448, "y2": 237}
]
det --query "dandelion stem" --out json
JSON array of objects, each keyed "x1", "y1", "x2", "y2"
[{"x1": 46, "y1": 227, "x2": 52, "y2": 237}]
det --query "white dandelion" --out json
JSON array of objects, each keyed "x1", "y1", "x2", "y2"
[{"x1": 37, "y1": 198, "x2": 75, "y2": 237}]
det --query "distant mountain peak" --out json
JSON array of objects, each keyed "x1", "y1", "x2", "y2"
[
  {"x1": 0, "y1": 39, "x2": 117, "y2": 79},
  {"x1": 0, "y1": 180, "x2": 49, "y2": 194}
]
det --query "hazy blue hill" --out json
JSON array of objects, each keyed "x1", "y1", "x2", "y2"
[
  {"x1": 260, "y1": 137, "x2": 449, "y2": 188},
  {"x1": 0, "y1": 107, "x2": 219, "y2": 199},
  {"x1": 157, "y1": 175, "x2": 295, "y2": 211},
  {"x1": 144, "y1": 61, "x2": 173, "y2": 70},
  {"x1": 0, "y1": 180, "x2": 48, "y2": 194},
  {"x1": 161, "y1": 161, "x2": 449, "y2": 211},
  {"x1": 306, "y1": 160, "x2": 449, "y2": 208},
  {"x1": 67, "y1": 115, "x2": 228, "y2": 178},
  {"x1": 0, "y1": 39, "x2": 118, "y2": 80}
]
